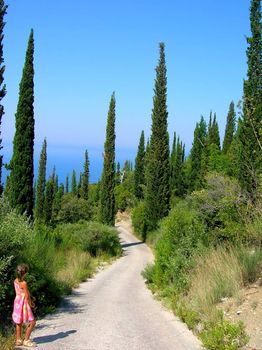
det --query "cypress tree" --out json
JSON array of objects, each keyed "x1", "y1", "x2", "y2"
[
  {"x1": 43, "y1": 176, "x2": 54, "y2": 224},
  {"x1": 99, "y1": 92, "x2": 116, "y2": 226},
  {"x1": 189, "y1": 116, "x2": 207, "y2": 191},
  {"x1": 171, "y1": 136, "x2": 186, "y2": 198},
  {"x1": 145, "y1": 42, "x2": 170, "y2": 232},
  {"x1": 81, "y1": 150, "x2": 89, "y2": 200},
  {"x1": 116, "y1": 161, "x2": 121, "y2": 185},
  {"x1": 212, "y1": 113, "x2": 221, "y2": 150},
  {"x1": 0, "y1": 1, "x2": 7, "y2": 194},
  {"x1": 65, "y1": 175, "x2": 69, "y2": 193},
  {"x1": 71, "y1": 169, "x2": 77, "y2": 196},
  {"x1": 134, "y1": 130, "x2": 145, "y2": 199},
  {"x1": 8, "y1": 30, "x2": 35, "y2": 216},
  {"x1": 239, "y1": 0, "x2": 262, "y2": 196},
  {"x1": 223, "y1": 101, "x2": 236, "y2": 154},
  {"x1": 35, "y1": 138, "x2": 47, "y2": 221}
]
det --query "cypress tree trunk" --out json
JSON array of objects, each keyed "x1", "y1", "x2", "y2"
[
  {"x1": 239, "y1": 0, "x2": 262, "y2": 197},
  {"x1": 8, "y1": 30, "x2": 35, "y2": 216},
  {"x1": 99, "y1": 92, "x2": 116, "y2": 226},
  {"x1": 35, "y1": 138, "x2": 47, "y2": 221},
  {"x1": 0, "y1": 0, "x2": 7, "y2": 194},
  {"x1": 134, "y1": 130, "x2": 145, "y2": 199},
  {"x1": 145, "y1": 43, "x2": 170, "y2": 232}
]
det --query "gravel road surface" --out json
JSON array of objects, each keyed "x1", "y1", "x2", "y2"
[{"x1": 28, "y1": 222, "x2": 202, "y2": 350}]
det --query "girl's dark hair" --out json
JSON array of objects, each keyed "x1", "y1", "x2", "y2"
[{"x1": 16, "y1": 264, "x2": 29, "y2": 282}]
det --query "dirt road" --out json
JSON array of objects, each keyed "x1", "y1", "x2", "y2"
[{"x1": 30, "y1": 222, "x2": 202, "y2": 350}]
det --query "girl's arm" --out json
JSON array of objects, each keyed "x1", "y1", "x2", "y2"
[{"x1": 21, "y1": 281, "x2": 34, "y2": 307}]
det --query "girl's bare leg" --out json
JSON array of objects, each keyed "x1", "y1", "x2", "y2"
[
  {"x1": 24, "y1": 320, "x2": 36, "y2": 341},
  {"x1": 15, "y1": 324, "x2": 22, "y2": 341}
]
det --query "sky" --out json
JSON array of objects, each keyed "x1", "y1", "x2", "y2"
[{"x1": 2, "y1": 0, "x2": 251, "y2": 183}]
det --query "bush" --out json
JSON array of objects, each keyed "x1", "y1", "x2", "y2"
[
  {"x1": 200, "y1": 316, "x2": 249, "y2": 350},
  {"x1": 131, "y1": 201, "x2": 148, "y2": 241},
  {"x1": 189, "y1": 173, "x2": 247, "y2": 245},
  {"x1": 53, "y1": 221, "x2": 122, "y2": 257},
  {"x1": 152, "y1": 204, "x2": 205, "y2": 292},
  {"x1": 56, "y1": 194, "x2": 90, "y2": 224}
]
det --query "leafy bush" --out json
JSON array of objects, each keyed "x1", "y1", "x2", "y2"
[
  {"x1": 200, "y1": 316, "x2": 249, "y2": 350},
  {"x1": 53, "y1": 221, "x2": 121, "y2": 257},
  {"x1": 152, "y1": 204, "x2": 205, "y2": 292},
  {"x1": 189, "y1": 173, "x2": 247, "y2": 245},
  {"x1": 131, "y1": 201, "x2": 148, "y2": 241},
  {"x1": 56, "y1": 194, "x2": 90, "y2": 223}
]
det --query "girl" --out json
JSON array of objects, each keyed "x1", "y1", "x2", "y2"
[{"x1": 12, "y1": 264, "x2": 37, "y2": 347}]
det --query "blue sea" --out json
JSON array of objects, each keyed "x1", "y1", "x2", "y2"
[{"x1": 2, "y1": 143, "x2": 137, "y2": 186}]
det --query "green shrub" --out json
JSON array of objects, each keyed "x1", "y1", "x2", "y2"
[
  {"x1": 56, "y1": 194, "x2": 90, "y2": 224},
  {"x1": 188, "y1": 173, "x2": 247, "y2": 245},
  {"x1": 153, "y1": 204, "x2": 205, "y2": 292},
  {"x1": 131, "y1": 201, "x2": 148, "y2": 241},
  {"x1": 200, "y1": 316, "x2": 249, "y2": 350},
  {"x1": 53, "y1": 221, "x2": 121, "y2": 257}
]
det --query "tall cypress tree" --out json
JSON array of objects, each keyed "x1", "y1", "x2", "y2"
[
  {"x1": 65, "y1": 174, "x2": 69, "y2": 193},
  {"x1": 99, "y1": 92, "x2": 116, "y2": 226},
  {"x1": 134, "y1": 130, "x2": 145, "y2": 199},
  {"x1": 35, "y1": 138, "x2": 47, "y2": 221},
  {"x1": 81, "y1": 150, "x2": 89, "y2": 200},
  {"x1": 145, "y1": 42, "x2": 170, "y2": 232},
  {"x1": 0, "y1": 1, "x2": 7, "y2": 194},
  {"x1": 212, "y1": 113, "x2": 221, "y2": 150},
  {"x1": 171, "y1": 136, "x2": 186, "y2": 198},
  {"x1": 223, "y1": 101, "x2": 236, "y2": 154},
  {"x1": 8, "y1": 30, "x2": 35, "y2": 216},
  {"x1": 239, "y1": 0, "x2": 262, "y2": 196},
  {"x1": 71, "y1": 169, "x2": 77, "y2": 196},
  {"x1": 188, "y1": 116, "x2": 207, "y2": 192}
]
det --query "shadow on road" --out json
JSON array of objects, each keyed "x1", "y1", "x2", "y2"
[
  {"x1": 33, "y1": 330, "x2": 77, "y2": 344},
  {"x1": 121, "y1": 241, "x2": 144, "y2": 249}
]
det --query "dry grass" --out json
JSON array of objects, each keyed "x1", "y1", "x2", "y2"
[
  {"x1": 55, "y1": 250, "x2": 93, "y2": 289},
  {"x1": 185, "y1": 247, "x2": 243, "y2": 321}
]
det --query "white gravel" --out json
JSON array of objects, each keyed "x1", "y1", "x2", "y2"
[{"x1": 30, "y1": 223, "x2": 203, "y2": 350}]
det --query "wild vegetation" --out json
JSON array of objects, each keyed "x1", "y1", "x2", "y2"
[{"x1": 0, "y1": 0, "x2": 261, "y2": 349}]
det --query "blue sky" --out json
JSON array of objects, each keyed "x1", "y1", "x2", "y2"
[{"x1": 2, "y1": 0, "x2": 251, "y2": 182}]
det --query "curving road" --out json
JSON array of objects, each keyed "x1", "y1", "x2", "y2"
[{"x1": 29, "y1": 221, "x2": 202, "y2": 350}]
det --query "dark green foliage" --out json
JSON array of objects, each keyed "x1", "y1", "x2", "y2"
[
  {"x1": 43, "y1": 173, "x2": 55, "y2": 224},
  {"x1": 0, "y1": 0, "x2": 7, "y2": 195},
  {"x1": 153, "y1": 204, "x2": 205, "y2": 292},
  {"x1": 65, "y1": 175, "x2": 69, "y2": 193},
  {"x1": 188, "y1": 116, "x2": 207, "y2": 191},
  {"x1": 134, "y1": 130, "x2": 145, "y2": 199},
  {"x1": 207, "y1": 112, "x2": 221, "y2": 150},
  {"x1": 189, "y1": 173, "x2": 247, "y2": 245},
  {"x1": 71, "y1": 169, "x2": 77, "y2": 196},
  {"x1": 35, "y1": 139, "x2": 47, "y2": 222},
  {"x1": 115, "y1": 162, "x2": 121, "y2": 185},
  {"x1": 170, "y1": 134, "x2": 186, "y2": 198},
  {"x1": 223, "y1": 101, "x2": 236, "y2": 154},
  {"x1": 99, "y1": 92, "x2": 116, "y2": 226},
  {"x1": 52, "y1": 183, "x2": 64, "y2": 220},
  {"x1": 145, "y1": 42, "x2": 170, "y2": 232},
  {"x1": 115, "y1": 162, "x2": 135, "y2": 212},
  {"x1": 81, "y1": 150, "x2": 89, "y2": 200},
  {"x1": 239, "y1": 0, "x2": 262, "y2": 197},
  {"x1": 53, "y1": 221, "x2": 121, "y2": 257},
  {"x1": 131, "y1": 201, "x2": 148, "y2": 241},
  {"x1": 8, "y1": 30, "x2": 35, "y2": 217},
  {"x1": 56, "y1": 193, "x2": 90, "y2": 224}
]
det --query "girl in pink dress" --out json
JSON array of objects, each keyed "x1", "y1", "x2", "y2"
[{"x1": 12, "y1": 264, "x2": 37, "y2": 347}]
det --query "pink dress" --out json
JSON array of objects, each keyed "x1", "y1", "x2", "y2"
[{"x1": 12, "y1": 281, "x2": 34, "y2": 324}]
